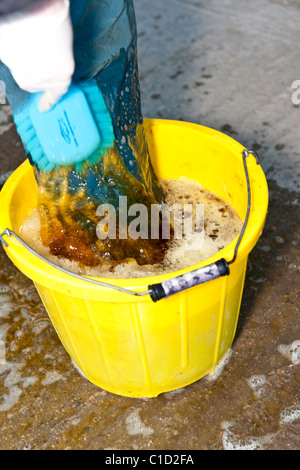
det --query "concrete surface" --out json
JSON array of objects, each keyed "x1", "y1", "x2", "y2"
[{"x1": 0, "y1": 0, "x2": 299, "y2": 451}]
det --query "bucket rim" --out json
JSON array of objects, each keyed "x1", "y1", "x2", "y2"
[{"x1": 0, "y1": 119, "x2": 269, "y2": 300}]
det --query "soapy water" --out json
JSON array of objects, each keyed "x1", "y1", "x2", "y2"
[
  {"x1": 34, "y1": 146, "x2": 168, "y2": 268},
  {"x1": 20, "y1": 176, "x2": 243, "y2": 279},
  {"x1": 221, "y1": 402, "x2": 300, "y2": 450}
]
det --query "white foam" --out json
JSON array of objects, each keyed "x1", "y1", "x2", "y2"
[
  {"x1": 0, "y1": 385, "x2": 22, "y2": 412},
  {"x1": 0, "y1": 361, "x2": 24, "y2": 412},
  {"x1": 22, "y1": 376, "x2": 38, "y2": 388},
  {"x1": 279, "y1": 404, "x2": 300, "y2": 425},
  {"x1": 125, "y1": 408, "x2": 154, "y2": 437},
  {"x1": 0, "y1": 294, "x2": 15, "y2": 319},
  {"x1": 221, "y1": 401, "x2": 300, "y2": 450},
  {"x1": 41, "y1": 371, "x2": 66, "y2": 385},
  {"x1": 32, "y1": 320, "x2": 50, "y2": 335},
  {"x1": 206, "y1": 349, "x2": 233, "y2": 381},
  {"x1": 246, "y1": 374, "x2": 267, "y2": 398},
  {"x1": 0, "y1": 323, "x2": 9, "y2": 342},
  {"x1": 0, "y1": 324, "x2": 9, "y2": 365},
  {"x1": 222, "y1": 428, "x2": 276, "y2": 450},
  {"x1": 278, "y1": 341, "x2": 300, "y2": 364},
  {"x1": 0, "y1": 340, "x2": 5, "y2": 365},
  {"x1": 221, "y1": 419, "x2": 277, "y2": 450}
]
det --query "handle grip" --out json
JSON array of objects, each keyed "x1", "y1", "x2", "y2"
[{"x1": 148, "y1": 259, "x2": 230, "y2": 302}]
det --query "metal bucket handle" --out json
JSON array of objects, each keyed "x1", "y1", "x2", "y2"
[{"x1": 0, "y1": 149, "x2": 259, "y2": 302}]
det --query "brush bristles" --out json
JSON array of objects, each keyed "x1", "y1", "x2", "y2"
[{"x1": 15, "y1": 80, "x2": 115, "y2": 173}]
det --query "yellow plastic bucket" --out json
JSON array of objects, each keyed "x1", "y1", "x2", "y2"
[{"x1": 0, "y1": 119, "x2": 268, "y2": 398}]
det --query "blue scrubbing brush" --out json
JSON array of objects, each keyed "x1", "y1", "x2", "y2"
[{"x1": 13, "y1": 80, "x2": 115, "y2": 173}]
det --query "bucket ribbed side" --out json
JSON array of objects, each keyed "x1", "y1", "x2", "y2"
[
  {"x1": 180, "y1": 293, "x2": 189, "y2": 369},
  {"x1": 34, "y1": 257, "x2": 248, "y2": 398},
  {"x1": 212, "y1": 276, "x2": 229, "y2": 368},
  {"x1": 34, "y1": 284, "x2": 115, "y2": 390},
  {"x1": 34, "y1": 284, "x2": 87, "y2": 377},
  {"x1": 130, "y1": 303, "x2": 153, "y2": 396}
]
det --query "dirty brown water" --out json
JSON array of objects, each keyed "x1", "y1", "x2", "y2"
[
  {"x1": 20, "y1": 177, "x2": 243, "y2": 278},
  {"x1": 0, "y1": 179, "x2": 299, "y2": 450}
]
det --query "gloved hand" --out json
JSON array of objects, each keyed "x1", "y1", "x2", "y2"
[{"x1": 0, "y1": 0, "x2": 75, "y2": 112}]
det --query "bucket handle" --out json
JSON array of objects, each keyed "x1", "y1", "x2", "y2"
[
  {"x1": 0, "y1": 149, "x2": 259, "y2": 302},
  {"x1": 149, "y1": 149, "x2": 259, "y2": 301}
]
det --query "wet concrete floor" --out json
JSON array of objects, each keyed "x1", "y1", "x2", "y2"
[{"x1": 0, "y1": 0, "x2": 299, "y2": 451}]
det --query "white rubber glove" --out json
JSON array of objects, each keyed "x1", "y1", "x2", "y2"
[{"x1": 0, "y1": 0, "x2": 75, "y2": 111}]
